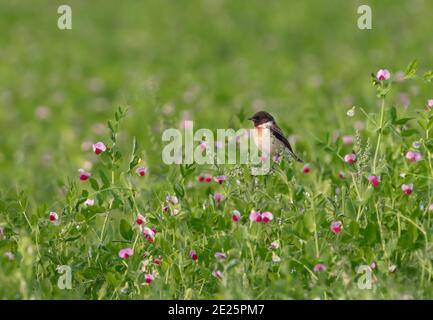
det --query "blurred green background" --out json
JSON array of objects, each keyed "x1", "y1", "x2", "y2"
[{"x1": 1, "y1": 0, "x2": 433, "y2": 204}]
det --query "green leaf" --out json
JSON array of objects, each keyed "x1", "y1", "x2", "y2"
[
  {"x1": 174, "y1": 182, "x2": 185, "y2": 198},
  {"x1": 303, "y1": 211, "x2": 315, "y2": 233},
  {"x1": 401, "y1": 129, "x2": 418, "y2": 137},
  {"x1": 393, "y1": 117, "x2": 413, "y2": 125},
  {"x1": 423, "y1": 70, "x2": 433, "y2": 82},
  {"x1": 100, "y1": 170, "x2": 110, "y2": 187},
  {"x1": 89, "y1": 178, "x2": 100, "y2": 191},
  {"x1": 119, "y1": 219, "x2": 133, "y2": 241},
  {"x1": 389, "y1": 106, "x2": 397, "y2": 123},
  {"x1": 404, "y1": 59, "x2": 418, "y2": 79}
]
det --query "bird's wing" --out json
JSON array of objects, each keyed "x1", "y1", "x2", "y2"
[{"x1": 271, "y1": 124, "x2": 303, "y2": 162}]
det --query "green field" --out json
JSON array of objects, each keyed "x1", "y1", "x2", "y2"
[{"x1": 1, "y1": 0, "x2": 433, "y2": 299}]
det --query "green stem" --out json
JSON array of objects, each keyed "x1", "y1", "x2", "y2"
[{"x1": 372, "y1": 97, "x2": 386, "y2": 174}]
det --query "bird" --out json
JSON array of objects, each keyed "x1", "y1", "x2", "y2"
[{"x1": 249, "y1": 111, "x2": 303, "y2": 162}]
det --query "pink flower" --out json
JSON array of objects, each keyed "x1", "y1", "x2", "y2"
[
  {"x1": 313, "y1": 263, "x2": 327, "y2": 272},
  {"x1": 426, "y1": 99, "x2": 433, "y2": 110},
  {"x1": 136, "y1": 167, "x2": 147, "y2": 177},
  {"x1": 261, "y1": 212, "x2": 274, "y2": 223},
  {"x1": 143, "y1": 227, "x2": 155, "y2": 243},
  {"x1": 4, "y1": 251, "x2": 15, "y2": 260},
  {"x1": 429, "y1": 204, "x2": 433, "y2": 211},
  {"x1": 212, "y1": 270, "x2": 223, "y2": 280},
  {"x1": 249, "y1": 210, "x2": 262, "y2": 222},
  {"x1": 199, "y1": 141, "x2": 207, "y2": 151},
  {"x1": 344, "y1": 153, "x2": 356, "y2": 165},
  {"x1": 166, "y1": 195, "x2": 178, "y2": 205},
  {"x1": 190, "y1": 250, "x2": 198, "y2": 261},
  {"x1": 214, "y1": 252, "x2": 226, "y2": 260},
  {"x1": 303, "y1": 164, "x2": 311, "y2": 174},
  {"x1": 249, "y1": 211, "x2": 273, "y2": 223},
  {"x1": 342, "y1": 135, "x2": 354, "y2": 145},
  {"x1": 389, "y1": 265, "x2": 397, "y2": 273},
  {"x1": 330, "y1": 221, "x2": 342, "y2": 234},
  {"x1": 144, "y1": 273, "x2": 154, "y2": 284},
  {"x1": 214, "y1": 192, "x2": 224, "y2": 204},
  {"x1": 214, "y1": 175, "x2": 226, "y2": 184},
  {"x1": 136, "y1": 214, "x2": 145, "y2": 225},
  {"x1": 269, "y1": 241, "x2": 279, "y2": 250},
  {"x1": 153, "y1": 257, "x2": 162, "y2": 265},
  {"x1": 376, "y1": 69, "x2": 391, "y2": 81},
  {"x1": 84, "y1": 199, "x2": 94, "y2": 206},
  {"x1": 204, "y1": 175, "x2": 212, "y2": 183},
  {"x1": 405, "y1": 151, "x2": 422, "y2": 162},
  {"x1": 118, "y1": 247, "x2": 133, "y2": 259},
  {"x1": 401, "y1": 183, "x2": 413, "y2": 195},
  {"x1": 197, "y1": 175, "x2": 205, "y2": 182},
  {"x1": 368, "y1": 175, "x2": 381, "y2": 187},
  {"x1": 49, "y1": 211, "x2": 59, "y2": 225},
  {"x1": 79, "y1": 168, "x2": 91, "y2": 181},
  {"x1": 92, "y1": 142, "x2": 106, "y2": 155},
  {"x1": 232, "y1": 210, "x2": 241, "y2": 222},
  {"x1": 338, "y1": 171, "x2": 346, "y2": 179}
]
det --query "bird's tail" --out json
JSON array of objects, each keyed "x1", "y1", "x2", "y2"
[
  {"x1": 283, "y1": 148, "x2": 303, "y2": 163},
  {"x1": 291, "y1": 152, "x2": 303, "y2": 163}
]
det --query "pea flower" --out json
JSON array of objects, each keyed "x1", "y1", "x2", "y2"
[
  {"x1": 136, "y1": 167, "x2": 147, "y2": 177},
  {"x1": 49, "y1": 211, "x2": 59, "y2": 225},
  {"x1": 79, "y1": 168, "x2": 91, "y2": 181},
  {"x1": 84, "y1": 199, "x2": 94, "y2": 206},
  {"x1": 330, "y1": 221, "x2": 342, "y2": 234},
  {"x1": 344, "y1": 153, "x2": 356, "y2": 165},
  {"x1": 249, "y1": 210, "x2": 262, "y2": 223},
  {"x1": 269, "y1": 240, "x2": 280, "y2": 250},
  {"x1": 249, "y1": 211, "x2": 273, "y2": 223},
  {"x1": 313, "y1": 263, "x2": 327, "y2": 272},
  {"x1": 197, "y1": 175, "x2": 205, "y2": 182},
  {"x1": 261, "y1": 212, "x2": 274, "y2": 223},
  {"x1": 4, "y1": 252, "x2": 15, "y2": 260},
  {"x1": 199, "y1": 141, "x2": 207, "y2": 151},
  {"x1": 214, "y1": 252, "x2": 226, "y2": 260},
  {"x1": 429, "y1": 204, "x2": 433, "y2": 211},
  {"x1": 144, "y1": 273, "x2": 154, "y2": 284},
  {"x1": 92, "y1": 142, "x2": 106, "y2": 155},
  {"x1": 212, "y1": 270, "x2": 223, "y2": 280},
  {"x1": 425, "y1": 99, "x2": 433, "y2": 110},
  {"x1": 376, "y1": 69, "x2": 391, "y2": 81},
  {"x1": 232, "y1": 210, "x2": 241, "y2": 222},
  {"x1": 405, "y1": 151, "x2": 422, "y2": 162},
  {"x1": 401, "y1": 183, "x2": 413, "y2": 195},
  {"x1": 118, "y1": 247, "x2": 133, "y2": 259},
  {"x1": 189, "y1": 250, "x2": 198, "y2": 261},
  {"x1": 214, "y1": 192, "x2": 224, "y2": 205},
  {"x1": 166, "y1": 195, "x2": 178, "y2": 205},
  {"x1": 204, "y1": 175, "x2": 213, "y2": 183},
  {"x1": 272, "y1": 252, "x2": 281, "y2": 263},
  {"x1": 143, "y1": 227, "x2": 155, "y2": 243},
  {"x1": 389, "y1": 265, "x2": 397, "y2": 273},
  {"x1": 368, "y1": 175, "x2": 381, "y2": 187},
  {"x1": 153, "y1": 257, "x2": 162, "y2": 265},
  {"x1": 136, "y1": 214, "x2": 145, "y2": 225},
  {"x1": 303, "y1": 164, "x2": 311, "y2": 174},
  {"x1": 214, "y1": 175, "x2": 226, "y2": 184},
  {"x1": 342, "y1": 135, "x2": 354, "y2": 145}
]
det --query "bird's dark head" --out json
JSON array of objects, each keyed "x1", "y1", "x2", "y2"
[{"x1": 248, "y1": 111, "x2": 275, "y2": 127}]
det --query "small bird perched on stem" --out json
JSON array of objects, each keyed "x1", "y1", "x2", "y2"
[{"x1": 249, "y1": 111, "x2": 303, "y2": 163}]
